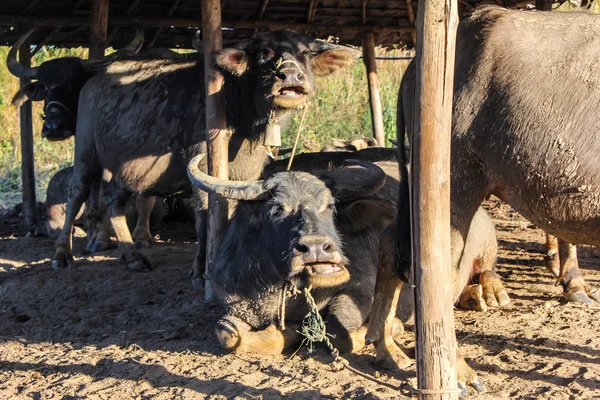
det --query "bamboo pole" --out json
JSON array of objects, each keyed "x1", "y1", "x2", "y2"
[
  {"x1": 362, "y1": 33, "x2": 385, "y2": 146},
  {"x1": 89, "y1": 0, "x2": 109, "y2": 59},
  {"x1": 19, "y1": 41, "x2": 37, "y2": 231},
  {"x1": 410, "y1": 0, "x2": 459, "y2": 395},
  {"x1": 201, "y1": 0, "x2": 229, "y2": 302}
]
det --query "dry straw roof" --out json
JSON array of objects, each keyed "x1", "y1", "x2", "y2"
[{"x1": 0, "y1": 0, "x2": 561, "y2": 50}]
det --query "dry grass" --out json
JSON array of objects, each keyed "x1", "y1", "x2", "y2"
[{"x1": 0, "y1": 46, "x2": 407, "y2": 209}]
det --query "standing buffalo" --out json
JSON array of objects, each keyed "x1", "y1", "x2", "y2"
[
  {"x1": 10, "y1": 30, "x2": 359, "y2": 273},
  {"x1": 187, "y1": 148, "x2": 497, "y2": 393},
  {"x1": 35, "y1": 166, "x2": 163, "y2": 240},
  {"x1": 8, "y1": 27, "x2": 160, "y2": 254},
  {"x1": 370, "y1": 5, "x2": 600, "y2": 395}
]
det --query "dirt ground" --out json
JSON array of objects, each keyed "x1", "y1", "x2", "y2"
[{"x1": 1, "y1": 199, "x2": 599, "y2": 400}]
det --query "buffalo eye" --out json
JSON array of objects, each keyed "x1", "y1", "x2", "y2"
[
  {"x1": 270, "y1": 203, "x2": 287, "y2": 218},
  {"x1": 257, "y1": 48, "x2": 274, "y2": 64}
]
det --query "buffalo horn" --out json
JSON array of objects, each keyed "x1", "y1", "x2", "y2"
[
  {"x1": 6, "y1": 28, "x2": 39, "y2": 79},
  {"x1": 120, "y1": 23, "x2": 144, "y2": 53},
  {"x1": 187, "y1": 154, "x2": 269, "y2": 201},
  {"x1": 323, "y1": 159, "x2": 387, "y2": 201},
  {"x1": 82, "y1": 24, "x2": 144, "y2": 73}
]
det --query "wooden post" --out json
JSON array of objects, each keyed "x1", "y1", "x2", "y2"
[
  {"x1": 362, "y1": 33, "x2": 385, "y2": 146},
  {"x1": 19, "y1": 41, "x2": 37, "y2": 231},
  {"x1": 89, "y1": 0, "x2": 109, "y2": 59},
  {"x1": 410, "y1": 0, "x2": 459, "y2": 395},
  {"x1": 201, "y1": 0, "x2": 229, "y2": 301}
]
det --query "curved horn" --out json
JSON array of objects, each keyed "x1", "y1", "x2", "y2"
[
  {"x1": 192, "y1": 30, "x2": 203, "y2": 54},
  {"x1": 120, "y1": 23, "x2": 144, "y2": 53},
  {"x1": 7, "y1": 28, "x2": 39, "y2": 79},
  {"x1": 323, "y1": 159, "x2": 387, "y2": 201},
  {"x1": 187, "y1": 154, "x2": 269, "y2": 201},
  {"x1": 81, "y1": 24, "x2": 144, "y2": 73}
]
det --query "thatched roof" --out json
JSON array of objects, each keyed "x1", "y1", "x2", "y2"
[{"x1": 0, "y1": 0, "x2": 564, "y2": 51}]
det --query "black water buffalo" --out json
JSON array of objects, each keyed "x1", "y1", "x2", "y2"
[
  {"x1": 186, "y1": 148, "x2": 498, "y2": 393},
  {"x1": 35, "y1": 166, "x2": 163, "y2": 239},
  {"x1": 26, "y1": 30, "x2": 358, "y2": 274},
  {"x1": 8, "y1": 27, "x2": 161, "y2": 254},
  {"x1": 9, "y1": 27, "x2": 144, "y2": 141},
  {"x1": 369, "y1": 5, "x2": 600, "y2": 395}
]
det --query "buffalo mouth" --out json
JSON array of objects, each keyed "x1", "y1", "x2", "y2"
[
  {"x1": 304, "y1": 262, "x2": 350, "y2": 288},
  {"x1": 273, "y1": 86, "x2": 309, "y2": 108},
  {"x1": 42, "y1": 129, "x2": 75, "y2": 141}
]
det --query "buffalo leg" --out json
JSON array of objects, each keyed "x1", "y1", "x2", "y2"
[
  {"x1": 480, "y1": 270, "x2": 510, "y2": 307},
  {"x1": 215, "y1": 315, "x2": 302, "y2": 355},
  {"x1": 365, "y1": 223, "x2": 413, "y2": 369},
  {"x1": 190, "y1": 188, "x2": 208, "y2": 290},
  {"x1": 103, "y1": 182, "x2": 155, "y2": 272},
  {"x1": 85, "y1": 169, "x2": 113, "y2": 254},
  {"x1": 51, "y1": 168, "x2": 99, "y2": 270},
  {"x1": 457, "y1": 349, "x2": 487, "y2": 396},
  {"x1": 543, "y1": 233, "x2": 561, "y2": 277},
  {"x1": 558, "y1": 239, "x2": 600, "y2": 303},
  {"x1": 132, "y1": 194, "x2": 156, "y2": 249}
]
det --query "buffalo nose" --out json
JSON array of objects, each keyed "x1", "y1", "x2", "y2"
[
  {"x1": 295, "y1": 235, "x2": 336, "y2": 263},
  {"x1": 43, "y1": 118, "x2": 65, "y2": 132},
  {"x1": 280, "y1": 69, "x2": 306, "y2": 86}
]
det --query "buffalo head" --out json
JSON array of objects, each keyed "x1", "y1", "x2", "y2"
[
  {"x1": 7, "y1": 27, "x2": 144, "y2": 141},
  {"x1": 197, "y1": 30, "x2": 360, "y2": 118},
  {"x1": 187, "y1": 154, "x2": 386, "y2": 295}
]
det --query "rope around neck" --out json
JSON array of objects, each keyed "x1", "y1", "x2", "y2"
[{"x1": 287, "y1": 104, "x2": 309, "y2": 171}]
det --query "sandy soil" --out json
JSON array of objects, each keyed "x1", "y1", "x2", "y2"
[{"x1": 1, "y1": 200, "x2": 599, "y2": 399}]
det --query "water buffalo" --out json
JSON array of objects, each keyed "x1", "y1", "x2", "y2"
[
  {"x1": 8, "y1": 27, "x2": 161, "y2": 253},
  {"x1": 369, "y1": 5, "x2": 600, "y2": 395},
  {"x1": 9, "y1": 27, "x2": 144, "y2": 141},
  {"x1": 24, "y1": 30, "x2": 358, "y2": 273},
  {"x1": 187, "y1": 148, "x2": 496, "y2": 393},
  {"x1": 35, "y1": 166, "x2": 163, "y2": 240}
]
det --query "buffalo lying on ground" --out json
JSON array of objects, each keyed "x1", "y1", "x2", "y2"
[
  {"x1": 370, "y1": 5, "x2": 600, "y2": 395},
  {"x1": 187, "y1": 148, "x2": 498, "y2": 392},
  {"x1": 35, "y1": 166, "x2": 163, "y2": 240},
  {"x1": 9, "y1": 30, "x2": 359, "y2": 274}
]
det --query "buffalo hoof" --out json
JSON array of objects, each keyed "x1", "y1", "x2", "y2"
[
  {"x1": 123, "y1": 251, "x2": 155, "y2": 272},
  {"x1": 376, "y1": 348, "x2": 414, "y2": 371},
  {"x1": 544, "y1": 250, "x2": 561, "y2": 278},
  {"x1": 50, "y1": 253, "x2": 75, "y2": 271},
  {"x1": 480, "y1": 270, "x2": 511, "y2": 307},
  {"x1": 133, "y1": 230, "x2": 153, "y2": 250},
  {"x1": 215, "y1": 316, "x2": 248, "y2": 351},
  {"x1": 458, "y1": 284, "x2": 488, "y2": 312},
  {"x1": 563, "y1": 279, "x2": 598, "y2": 304},
  {"x1": 375, "y1": 339, "x2": 414, "y2": 370},
  {"x1": 457, "y1": 354, "x2": 487, "y2": 397},
  {"x1": 564, "y1": 290, "x2": 593, "y2": 304},
  {"x1": 191, "y1": 278, "x2": 204, "y2": 292},
  {"x1": 87, "y1": 239, "x2": 111, "y2": 254},
  {"x1": 589, "y1": 288, "x2": 600, "y2": 303}
]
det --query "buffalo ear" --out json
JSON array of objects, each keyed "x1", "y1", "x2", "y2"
[
  {"x1": 215, "y1": 48, "x2": 249, "y2": 76},
  {"x1": 336, "y1": 198, "x2": 396, "y2": 234},
  {"x1": 11, "y1": 82, "x2": 47, "y2": 108},
  {"x1": 310, "y1": 46, "x2": 360, "y2": 76}
]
